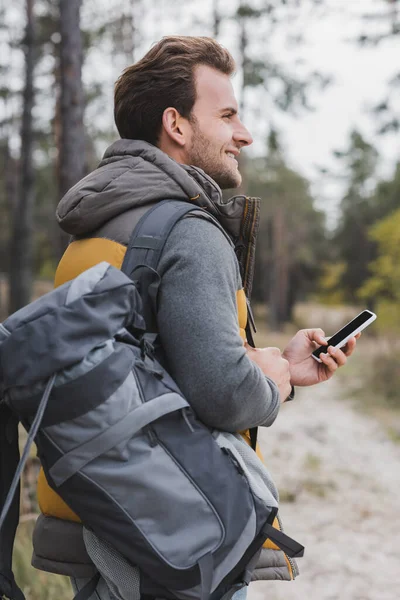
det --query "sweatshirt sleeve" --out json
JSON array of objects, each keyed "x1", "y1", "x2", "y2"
[{"x1": 156, "y1": 215, "x2": 280, "y2": 432}]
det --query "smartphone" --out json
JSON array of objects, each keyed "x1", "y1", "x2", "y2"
[{"x1": 312, "y1": 309, "x2": 377, "y2": 362}]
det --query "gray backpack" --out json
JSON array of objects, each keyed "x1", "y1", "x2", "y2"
[{"x1": 0, "y1": 201, "x2": 303, "y2": 600}]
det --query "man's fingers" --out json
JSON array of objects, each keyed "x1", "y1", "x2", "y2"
[
  {"x1": 320, "y1": 351, "x2": 340, "y2": 371},
  {"x1": 327, "y1": 345, "x2": 347, "y2": 366},
  {"x1": 309, "y1": 328, "x2": 327, "y2": 345},
  {"x1": 342, "y1": 336, "x2": 358, "y2": 357},
  {"x1": 304, "y1": 329, "x2": 328, "y2": 350}
]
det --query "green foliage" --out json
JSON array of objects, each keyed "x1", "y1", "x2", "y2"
[
  {"x1": 316, "y1": 262, "x2": 347, "y2": 305},
  {"x1": 359, "y1": 208, "x2": 400, "y2": 302},
  {"x1": 372, "y1": 162, "x2": 400, "y2": 220},
  {"x1": 236, "y1": 4, "x2": 263, "y2": 19},
  {"x1": 332, "y1": 130, "x2": 380, "y2": 302},
  {"x1": 333, "y1": 130, "x2": 379, "y2": 190},
  {"x1": 242, "y1": 59, "x2": 265, "y2": 88},
  {"x1": 328, "y1": 130, "x2": 400, "y2": 308},
  {"x1": 358, "y1": 208, "x2": 400, "y2": 334},
  {"x1": 38, "y1": 259, "x2": 57, "y2": 280}
]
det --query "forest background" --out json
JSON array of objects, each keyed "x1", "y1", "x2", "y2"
[{"x1": 1, "y1": 1, "x2": 400, "y2": 599}]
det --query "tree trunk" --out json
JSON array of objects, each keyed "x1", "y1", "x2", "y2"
[
  {"x1": 58, "y1": 0, "x2": 85, "y2": 257},
  {"x1": 4, "y1": 142, "x2": 18, "y2": 220},
  {"x1": 389, "y1": 0, "x2": 399, "y2": 33},
  {"x1": 212, "y1": 0, "x2": 221, "y2": 38},
  {"x1": 8, "y1": 0, "x2": 36, "y2": 314},
  {"x1": 110, "y1": 0, "x2": 137, "y2": 73},
  {"x1": 124, "y1": 0, "x2": 136, "y2": 62},
  {"x1": 268, "y1": 205, "x2": 289, "y2": 330},
  {"x1": 236, "y1": 2, "x2": 248, "y2": 193},
  {"x1": 238, "y1": 7, "x2": 247, "y2": 118},
  {"x1": 0, "y1": 141, "x2": 17, "y2": 318}
]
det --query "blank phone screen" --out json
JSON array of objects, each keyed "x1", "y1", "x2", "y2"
[{"x1": 312, "y1": 311, "x2": 372, "y2": 359}]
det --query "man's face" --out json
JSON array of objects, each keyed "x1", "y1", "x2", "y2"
[{"x1": 183, "y1": 65, "x2": 253, "y2": 189}]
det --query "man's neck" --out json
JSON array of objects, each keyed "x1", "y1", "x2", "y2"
[{"x1": 157, "y1": 135, "x2": 188, "y2": 165}]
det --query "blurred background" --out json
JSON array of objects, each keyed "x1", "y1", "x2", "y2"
[{"x1": 1, "y1": 0, "x2": 399, "y2": 599}]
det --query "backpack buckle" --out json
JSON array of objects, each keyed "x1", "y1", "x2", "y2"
[{"x1": 139, "y1": 335, "x2": 156, "y2": 360}]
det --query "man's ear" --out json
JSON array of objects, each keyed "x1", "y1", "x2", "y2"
[{"x1": 162, "y1": 107, "x2": 189, "y2": 147}]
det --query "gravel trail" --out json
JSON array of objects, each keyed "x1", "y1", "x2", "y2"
[{"x1": 248, "y1": 378, "x2": 400, "y2": 600}]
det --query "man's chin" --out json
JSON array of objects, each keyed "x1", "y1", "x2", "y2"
[
  {"x1": 218, "y1": 173, "x2": 242, "y2": 190},
  {"x1": 209, "y1": 165, "x2": 241, "y2": 189}
]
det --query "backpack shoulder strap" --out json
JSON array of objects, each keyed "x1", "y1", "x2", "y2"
[
  {"x1": 121, "y1": 200, "x2": 201, "y2": 279},
  {"x1": 121, "y1": 200, "x2": 262, "y2": 451},
  {"x1": 121, "y1": 199, "x2": 224, "y2": 332}
]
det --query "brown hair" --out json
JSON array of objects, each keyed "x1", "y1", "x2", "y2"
[{"x1": 114, "y1": 36, "x2": 235, "y2": 146}]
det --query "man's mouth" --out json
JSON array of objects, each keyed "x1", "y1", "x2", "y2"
[{"x1": 226, "y1": 151, "x2": 238, "y2": 162}]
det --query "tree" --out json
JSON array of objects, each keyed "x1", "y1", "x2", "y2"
[
  {"x1": 372, "y1": 161, "x2": 400, "y2": 221},
  {"x1": 233, "y1": 1, "x2": 331, "y2": 123},
  {"x1": 356, "y1": 161, "x2": 400, "y2": 323},
  {"x1": 358, "y1": 0, "x2": 400, "y2": 134},
  {"x1": 358, "y1": 0, "x2": 400, "y2": 44},
  {"x1": 58, "y1": 0, "x2": 85, "y2": 256},
  {"x1": 330, "y1": 131, "x2": 379, "y2": 303},
  {"x1": 320, "y1": 134, "x2": 400, "y2": 307},
  {"x1": 358, "y1": 206, "x2": 400, "y2": 333},
  {"x1": 359, "y1": 207, "x2": 400, "y2": 303},
  {"x1": 212, "y1": 0, "x2": 221, "y2": 38},
  {"x1": 228, "y1": 1, "x2": 331, "y2": 194},
  {"x1": 0, "y1": 4, "x2": 20, "y2": 280},
  {"x1": 8, "y1": 0, "x2": 36, "y2": 313},
  {"x1": 248, "y1": 131, "x2": 326, "y2": 329}
]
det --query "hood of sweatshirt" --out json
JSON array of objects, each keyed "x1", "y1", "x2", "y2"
[{"x1": 56, "y1": 139, "x2": 260, "y2": 297}]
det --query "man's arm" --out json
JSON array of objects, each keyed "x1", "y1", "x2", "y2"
[{"x1": 156, "y1": 216, "x2": 283, "y2": 432}]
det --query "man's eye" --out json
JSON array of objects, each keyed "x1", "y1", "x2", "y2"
[{"x1": 223, "y1": 113, "x2": 233, "y2": 119}]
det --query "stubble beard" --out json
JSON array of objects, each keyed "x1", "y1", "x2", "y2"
[{"x1": 186, "y1": 123, "x2": 242, "y2": 190}]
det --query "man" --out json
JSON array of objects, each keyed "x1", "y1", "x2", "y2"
[{"x1": 33, "y1": 36, "x2": 357, "y2": 600}]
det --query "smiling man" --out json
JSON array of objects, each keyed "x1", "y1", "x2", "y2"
[{"x1": 33, "y1": 36, "x2": 357, "y2": 600}]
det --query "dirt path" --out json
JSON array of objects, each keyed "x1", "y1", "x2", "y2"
[{"x1": 248, "y1": 377, "x2": 400, "y2": 600}]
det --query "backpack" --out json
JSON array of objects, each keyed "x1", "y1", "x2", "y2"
[{"x1": 0, "y1": 200, "x2": 304, "y2": 600}]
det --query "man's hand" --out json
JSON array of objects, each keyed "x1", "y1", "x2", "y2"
[
  {"x1": 245, "y1": 343, "x2": 292, "y2": 402},
  {"x1": 282, "y1": 328, "x2": 359, "y2": 387}
]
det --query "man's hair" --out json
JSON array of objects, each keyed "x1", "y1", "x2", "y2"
[{"x1": 114, "y1": 36, "x2": 236, "y2": 146}]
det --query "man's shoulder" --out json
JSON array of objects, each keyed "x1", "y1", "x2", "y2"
[
  {"x1": 171, "y1": 212, "x2": 234, "y2": 248},
  {"x1": 159, "y1": 214, "x2": 240, "y2": 279}
]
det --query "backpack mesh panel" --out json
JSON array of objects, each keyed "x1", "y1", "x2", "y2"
[{"x1": 83, "y1": 528, "x2": 141, "y2": 600}]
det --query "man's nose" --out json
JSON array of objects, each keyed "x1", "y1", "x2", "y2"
[{"x1": 233, "y1": 120, "x2": 253, "y2": 147}]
